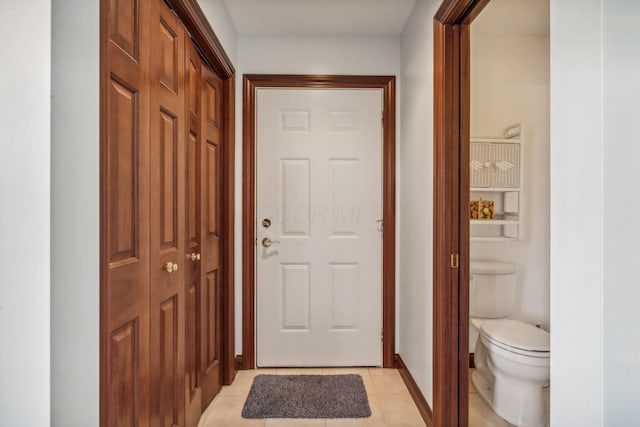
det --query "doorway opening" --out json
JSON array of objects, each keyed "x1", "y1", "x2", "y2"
[
  {"x1": 467, "y1": 1, "x2": 551, "y2": 426},
  {"x1": 241, "y1": 75, "x2": 396, "y2": 370}
]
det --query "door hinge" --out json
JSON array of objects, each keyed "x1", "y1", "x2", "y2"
[
  {"x1": 381, "y1": 111, "x2": 384, "y2": 126},
  {"x1": 381, "y1": 329, "x2": 384, "y2": 342},
  {"x1": 451, "y1": 253, "x2": 460, "y2": 268}
]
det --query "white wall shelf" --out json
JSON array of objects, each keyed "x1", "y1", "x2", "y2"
[
  {"x1": 471, "y1": 219, "x2": 519, "y2": 225},
  {"x1": 470, "y1": 137, "x2": 522, "y2": 144},
  {"x1": 470, "y1": 124, "x2": 523, "y2": 242},
  {"x1": 471, "y1": 187, "x2": 520, "y2": 192},
  {"x1": 470, "y1": 236, "x2": 519, "y2": 243}
]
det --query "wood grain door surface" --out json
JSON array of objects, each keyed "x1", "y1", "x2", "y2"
[
  {"x1": 199, "y1": 64, "x2": 224, "y2": 409},
  {"x1": 184, "y1": 29, "x2": 203, "y2": 427},
  {"x1": 102, "y1": 0, "x2": 224, "y2": 425},
  {"x1": 149, "y1": 2, "x2": 187, "y2": 426},
  {"x1": 101, "y1": 0, "x2": 152, "y2": 424}
]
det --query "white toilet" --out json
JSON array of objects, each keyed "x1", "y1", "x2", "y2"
[{"x1": 470, "y1": 261, "x2": 550, "y2": 427}]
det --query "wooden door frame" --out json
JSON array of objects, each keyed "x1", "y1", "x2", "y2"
[
  {"x1": 241, "y1": 74, "x2": 396, "y2": 369},
  {"x1": 99, "y1": 0, "x2": 236, "y2": 410},
  {"x1": 432, "y1": 1, "x2": 489, "y2": 426}
]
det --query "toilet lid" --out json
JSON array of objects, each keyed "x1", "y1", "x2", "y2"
[{"x1": 481, "y1": 319, "x2": 550, "y2": 353}]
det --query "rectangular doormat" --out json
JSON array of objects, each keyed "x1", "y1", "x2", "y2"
[{"x1": 242, "y1": 374, "x2": 371, "y2": 419}]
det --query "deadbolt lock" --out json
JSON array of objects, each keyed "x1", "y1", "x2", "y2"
[{"x1": 262, "y1": 218, "x2": 272, "y2": 228}]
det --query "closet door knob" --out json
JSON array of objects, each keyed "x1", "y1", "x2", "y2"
[
  {"x1": 189, "y1": 252, "x2": 201, "y2": 262},
  {"x1": 163, "y1": 261, "x2": 178, "y2": 273}
]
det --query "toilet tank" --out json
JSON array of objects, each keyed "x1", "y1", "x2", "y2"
[{"x1": 470, "y1": 261, "x2": 516, "y2": 318}]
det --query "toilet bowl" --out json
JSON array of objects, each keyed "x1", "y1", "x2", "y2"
[{"x1": 472, "y1": 318, "x2": 550, "y2": 427}]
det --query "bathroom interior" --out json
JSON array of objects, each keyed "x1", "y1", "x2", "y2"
[{"x1": 468, "y1": 1, "x2": 550, "y2": 426}]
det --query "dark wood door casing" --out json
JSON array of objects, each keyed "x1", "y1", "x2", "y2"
[
  {"x1": 241, "y1": 75, "x2": 396, "y2": 370},
  {"x1": 433, "y1": 1, "x2": 489, "y2": 426},
  {"x1": 433, "y1": 19, "x2": 462, "y2": 427}
]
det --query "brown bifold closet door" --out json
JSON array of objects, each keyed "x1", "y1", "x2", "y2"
[
  {"x1": 102, "y1": 0, "x2": 226, "y2": 425},
  {"x1": 148, "y1": 0, "x2": 187, "y2": 425},
  {"x1": 184, "y1": 33, "x2": 204, "y2": 427},
  {"x1": 199, "y1": 64, "x2": 224, "y2": 409},
  {"x1": 100, "y1": 0, "x2": 152, "y2": 424}
]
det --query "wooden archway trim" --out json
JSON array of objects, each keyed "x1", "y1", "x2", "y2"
[
  {"x1": 433, "y1": 1, "x2": 489, "y2": 426},
  {"x1": 241, "y1": 74, "x2": 396, "y2": 370},
  {"x1": 164, "y1": 0, "x2": 236, "y2": 385}
]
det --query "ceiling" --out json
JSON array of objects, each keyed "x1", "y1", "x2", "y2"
[
  {"x1": 473, "y1": 0, "x2": 550, "y2": 36},
  {"x1": 223, "y1": 0, "x2": 549, "y2": 37},
  {"x1": 223, "y1": 0, "x2": 417, "y2": 36}
]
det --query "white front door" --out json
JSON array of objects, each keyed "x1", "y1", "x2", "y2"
[{"x1": 256, "y1": 88, "x2": 383, "y2": 367}]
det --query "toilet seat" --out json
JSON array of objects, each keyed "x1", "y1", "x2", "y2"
[{"x1": 480, "y1": 319, "x2": 550, "y2": 359}]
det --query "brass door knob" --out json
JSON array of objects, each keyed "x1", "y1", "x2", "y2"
[
  {"x1": 163, "y1": 261, "x2": 178, "y2": 273},
  {"x1": 189, "y1": 252, "x2": 201, "y2": 262},
  {"x1": 261, "y1": 237, "x2": 280, "y2": 248}
]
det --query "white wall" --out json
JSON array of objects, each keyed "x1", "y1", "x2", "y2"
[
  {"x1": 550, "y1": 0, "x2": 604, "y2": 425},
  {"x1": 198, "y1": 0, "x2": 238, "y2": 65},
  {"x1": 0, "y1": 1, "x2": 51, "y2": 425},
  {"x1": 552, "y1": 1, "x2": 640, "y2": 424},
  {"x1": 235, "y1": 34, "x2": 402, "y2": 355},
  {"x1": 49, "y1": 2, "x2": 234, "y2": 426},
  {"x1": 399, "y1": 0, "x2": 440, "y2": 405},
  {"x1": 602, "y1": 0, "x2": 640, "y2": 424},
  {"x1": 51, "y1": 0, "x2": 100, "y2": 426},
  {"x1": 469, "y1": 34, "x2": 550, "y2": 338}
]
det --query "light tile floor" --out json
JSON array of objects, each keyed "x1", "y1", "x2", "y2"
[{"x1": 198, "y1": 368, "x2": 427, "y2": 427}]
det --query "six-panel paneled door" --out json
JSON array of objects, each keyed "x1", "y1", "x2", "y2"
[
  {"x1": 102, "y1": 0, "x2": 152, "y2": 424},
  {"x1": 184, "y1": 29, "x2": 203, "y2": 427},
  {"x1": 256, "y1": 89, "x2": 383, "y2": 367},
  {"x1": 101, "y1": 0, "x2": 224, "y2": 424},
  {"x1": 183, "y1": 31, "x2": 224, "y2": 424},
  {"x1": 199, "y1": 64, "x2": 224, "y2": 409},
  {"x1": 149, "y1": 2, "x2": 186, "y2": 426}
]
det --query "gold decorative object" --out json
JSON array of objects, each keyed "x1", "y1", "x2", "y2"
[{"x1": 470, "y1": 199, "x2": 494, "y2": 220}]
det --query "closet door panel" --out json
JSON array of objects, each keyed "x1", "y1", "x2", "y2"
[
  {"x1": 102, "y1": 0, "x2": 151, "y2": 424},
  {"x1": 108, "y1": 0, "x2": 140, "y2": 60},
  {"x1": 108, "y1": 320, "x2": 141, "y2": 426},
  {"x1": 106, "y1": 78, "x2": 139, "y2": 265},
  {"x1": 103, "y1": 1, "x2": 229, "y2": 425},
  {"x1": 184, "y1": 36, "x2": 204, "y2": 427},
  {"x1": 149, "y1": 0, "x2": 186, "y2": 425},
  {"x1": 200, "y1": 66, "x2": 223, "y2": 408}
]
